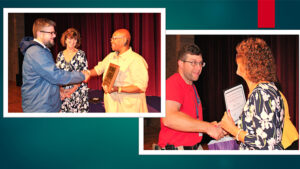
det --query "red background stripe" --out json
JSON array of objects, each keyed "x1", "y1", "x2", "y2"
[{"x1": 258, "y1": 0, "x2": 275, "y2": 28}]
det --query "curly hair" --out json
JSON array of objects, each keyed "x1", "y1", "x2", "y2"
[
  {"x1": 60, "y1": 28, "x2": 81, "y2": 48},
  {"x1": 236, "y1": 37, "x2": 277, "y2": 83}
]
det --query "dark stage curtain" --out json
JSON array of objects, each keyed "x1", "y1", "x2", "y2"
[
  {"x1": 23, "y1": 13, "x2": 161, "y2": 97},
  {"x1": 194, "y1": 35, "x2": 299, "y2": 129}
]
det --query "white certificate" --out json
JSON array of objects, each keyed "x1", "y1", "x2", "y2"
[{"x1": 224, "y1": 84, "x2": 246, "y2": 123}]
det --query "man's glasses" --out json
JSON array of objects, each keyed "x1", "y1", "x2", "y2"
[
  {"x1": 182, "y1": 60, "x2": 206, "y2": 67},
  {"x1": 40, "y1": 30, "x2": 57, "y2": 36},
  {"x1": 111, "y1": 36, "x2": 124, "y2": 41}
]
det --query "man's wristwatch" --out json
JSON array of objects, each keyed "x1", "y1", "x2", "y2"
[{"x1": 118, "y1": 86, "x2": 122, "y2": 93}]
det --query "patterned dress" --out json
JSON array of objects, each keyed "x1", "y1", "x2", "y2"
[
  {"x1": 56, "y1": 49, "x2": 89, "y2": 113},
  {"x1": 237, "y1": 83, "x2": 284, "y2": 150}
]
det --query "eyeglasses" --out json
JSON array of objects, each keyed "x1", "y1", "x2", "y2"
[
  {"x1": 182, "y1": 60, "x2": 206, "y2": 67},
  {"x1": 111, "y1": 36, "x2": 124, "y2": 41},
  {"x1": 40, "y1": 30, "x2": 57, "y2": 36}
]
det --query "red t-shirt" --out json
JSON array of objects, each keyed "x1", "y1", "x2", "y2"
[{"x1": 158, "y1": 73, "x2": 203, "y2": 147}]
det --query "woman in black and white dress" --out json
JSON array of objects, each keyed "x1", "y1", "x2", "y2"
[{"x1": 56, "y1": 28, "x2": 89, "y2": 113}]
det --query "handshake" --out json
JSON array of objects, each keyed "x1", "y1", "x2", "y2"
[
  {"x1": 80, "y1": 69, "x2": 121, "y2": 94},
  {"x1": 81, "y1": 70, "x2": 91, "y2": 83},
  {"x1": 208, "y1": 111, "x2": 241, "y2": 141}
]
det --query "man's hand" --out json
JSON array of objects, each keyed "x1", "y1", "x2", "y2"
[
  {"x1": 103, "y1": 85, "x2": 108, "y2": 93},
  {"x1": 103, "y1": 85, "x2": 118, "y2": 94},
  {"x1": 212, "y1": 121, "x2": 228, "y2": 136},
  {"x1": 206, "y1": 123, "x2": 225, "y2": 140},
  {"x1": 82, "y1": 70, "x2": 91, "y2": 83},
  {"x1": 210, "y1": 121, "x2": 218, "y2": 126}
]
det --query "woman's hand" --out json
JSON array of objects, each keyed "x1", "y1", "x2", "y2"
[
  {"x1": 60, "y1": 84, "x2": 80, "y2": 100},
  {"x1": 66, "y1": 84, "x2": 80, "y2": 97},
  {"x1": 220, "y1": 110, "x2": 239, "y2": 136}
]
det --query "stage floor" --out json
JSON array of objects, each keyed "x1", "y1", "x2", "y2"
[{"x1": 8, "y1": 81, "x2": 161, "y2": 113}]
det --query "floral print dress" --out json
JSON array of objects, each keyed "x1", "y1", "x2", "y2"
[
  {"x1": 56, "y1": 49, "x2": 89, "y2": 113},
  {"x1": 237, "y1": 83, "x2": 284, "y2": 150}
]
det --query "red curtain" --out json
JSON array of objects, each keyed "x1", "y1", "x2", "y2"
[{"x1": 24, "y1": 13, "x2": 161, "y2": 96}]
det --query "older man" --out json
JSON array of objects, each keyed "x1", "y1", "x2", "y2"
[
  {"x1": 87, "y1": 29, "x2": 149, "y2": 112},
  {"x1": 20, "y1": 18, "x2": 88, "y2": 112},
  {"x1": 158, "y1": 44, "x2": 224, "y2": 150}
]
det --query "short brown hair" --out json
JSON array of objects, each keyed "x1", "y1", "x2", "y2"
[
  {"x1": 177, "y1": 44, "x2": 202, "y2": 61},
  {"x1": 32, "y1": 18, "x2": 56, "y2": 38},
  {"x1": 60, "y1": 28, "x2": 81, "y2": 48},
  {"x1": 236, "y1": 37, "x2": 277, "y2": 83}
]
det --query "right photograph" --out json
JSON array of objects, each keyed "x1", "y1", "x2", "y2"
[{"x1": 143, "y1": 34, "x2": 299, "y2": 152}]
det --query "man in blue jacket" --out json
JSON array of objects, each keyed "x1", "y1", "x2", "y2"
[{"x1": 19, "y1": 18, "x2": 88, "y2": 112}]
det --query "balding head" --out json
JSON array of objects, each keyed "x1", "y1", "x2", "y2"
[
  {"x1": 113, "y1": 29, "x2": 131, "y2": 46},
  {"x1": 111, "y1": 29, "x2": 131, "y2": 55}
]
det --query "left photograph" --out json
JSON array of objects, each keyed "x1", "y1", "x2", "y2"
[{"x1": 4, "y1": 8, "x2": 165, "y2": 117}]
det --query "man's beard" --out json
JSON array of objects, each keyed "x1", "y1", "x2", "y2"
[{"x1": 44, "y1": 40, "x2": 54, "y2": 48}]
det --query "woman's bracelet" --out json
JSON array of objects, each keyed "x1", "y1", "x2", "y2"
[{"x1": 236, "y1": 129, "x2": 242, "y2": 141}]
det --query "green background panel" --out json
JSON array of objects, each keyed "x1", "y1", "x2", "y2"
[{"x1": 1, "y1": 0, "x2": 300, "y2": 169}]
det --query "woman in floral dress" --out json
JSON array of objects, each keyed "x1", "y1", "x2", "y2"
[
  {"x1": 221, "y1": 37, "x2": 284, "y2": 150},
  {"x1": 56, "y1": 28, "x2": 89, "y2": 113}
]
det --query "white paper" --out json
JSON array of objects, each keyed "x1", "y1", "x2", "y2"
[{"x1": 224, "y1": 84, "x2": 246, "y2": 123}]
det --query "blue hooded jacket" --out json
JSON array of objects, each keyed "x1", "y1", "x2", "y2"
[{"x1": 19, "y1": 37, "x2": 85, "y2": 112}]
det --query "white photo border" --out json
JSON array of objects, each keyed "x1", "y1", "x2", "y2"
[
  {"x1": 139, "y1": 30, "x2": 300, "y2": 155},
  {"x1": 3, "y1": 8, "x2": 166, "y2": 118}
]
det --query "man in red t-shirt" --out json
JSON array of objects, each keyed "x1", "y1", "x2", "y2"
[{"x1": 158, "y1": 44, "x2": 224, "y2": 150}]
